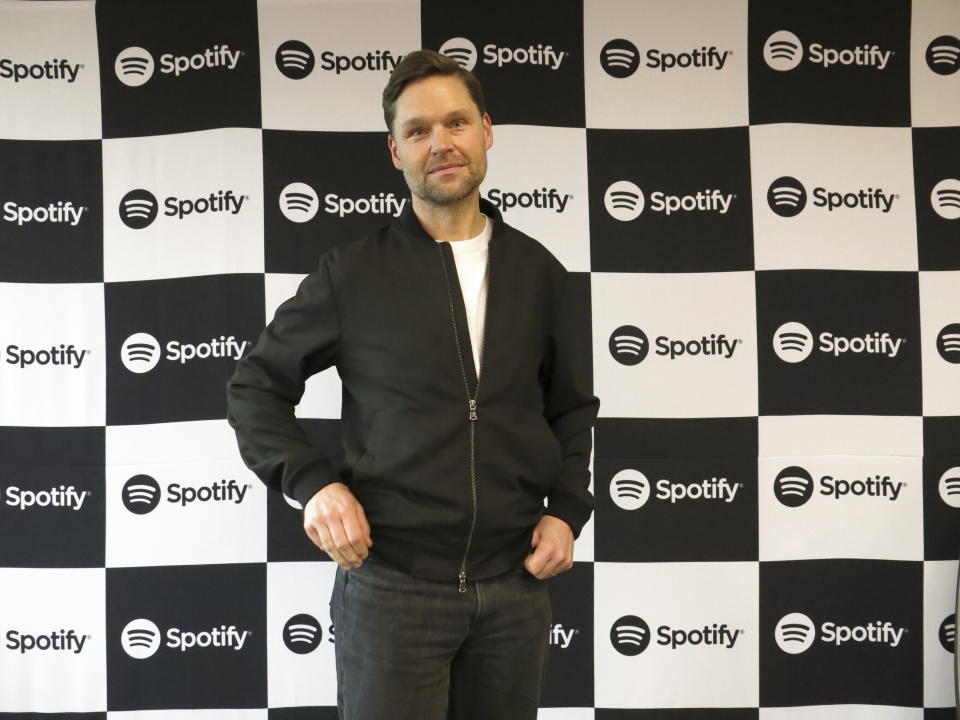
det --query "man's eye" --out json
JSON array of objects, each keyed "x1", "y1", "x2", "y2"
[{"x1": 452, "y1": 120, "x2": 465, "y2": 128}]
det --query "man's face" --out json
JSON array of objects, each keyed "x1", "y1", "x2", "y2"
[{"x1": 387, "y1": 74, "x2": 493, "y2": 207}]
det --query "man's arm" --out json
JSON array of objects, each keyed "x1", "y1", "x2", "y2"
[
  {"x1": 226, "y1": 253, "x2": 342, "y2": 507},
  {"x1": 525, "y1": 270, "x2": 600, "y2": 579},
  {"x1": 540, "y1": 271, "x2": 600, "y2": 536},
  {"x1": 226, "y1": 253, "x2": 372, "y2": 568}
]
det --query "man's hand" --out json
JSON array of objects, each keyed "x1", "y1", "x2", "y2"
[
  {"x1": 523, "y1": 515, "x2": 574, "y2": 580},
  {"x1": 303, "y1": 482, "x2": 372, "y2": 569}
]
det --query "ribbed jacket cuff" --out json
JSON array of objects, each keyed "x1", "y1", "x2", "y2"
[
  {"x1": 289, "y1": 464, "x2": 341, "y2": 510},
  {"x1": 544, "y1": 492, "x2": 592, "y2": 539}
]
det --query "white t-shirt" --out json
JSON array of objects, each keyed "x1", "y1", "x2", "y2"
[{"x1": 436, "y1": 214, "x2": 491, "y2": 375}]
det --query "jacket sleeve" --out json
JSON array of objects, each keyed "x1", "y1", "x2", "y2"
[
  {"x1": 226, "y1": 252, "x2": 341, "y2": 509},
  {"x1": 539, "y1": 270, "x2": 600, "y2": 538}
]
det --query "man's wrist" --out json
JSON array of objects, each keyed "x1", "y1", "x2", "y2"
[
  {"x1": 543, "y1": 498, "x2": 588, "y2": 539},
  {"x1": 290, "y1": 471, "x2": 342, "y2": 510}
]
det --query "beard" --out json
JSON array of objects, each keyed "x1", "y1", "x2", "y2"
[{"x1": 403, "y1": 157, "x2": 486, "y2": 207}]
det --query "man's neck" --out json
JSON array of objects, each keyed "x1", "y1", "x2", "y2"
[{"x1": 411, "y1": 191, "x2": 486, "y2": 242}]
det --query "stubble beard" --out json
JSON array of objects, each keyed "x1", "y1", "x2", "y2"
[{"x1": 405, "y1": 159, "x2": 486, "y2": 207}]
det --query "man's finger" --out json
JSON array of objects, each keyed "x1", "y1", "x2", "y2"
[
  {"x1": 303, "y1": 521, "x2": 322, "y2": 550},
  {"x1": 530, "y1": 527, "x2": 541, "y2": 549},
  {"x1": 527, "y1": 541, "x2": 572, "y2": 579},
  {"x1": 524, "y1": 546, "x2": 550, "y2": 578},
  {"x1": 537, "y1": 558, "x2": 562, "y2": 579},
  {"x1": 311, "y1": 523, "x2": 352, "y2": 568},
  {"x1": 354, "y1": 504, "x2": 373, "y2": 547},
  {"x1": 326, "y1": 546, "x2": 351, "y2": 569},
  {"x1": 310, "y1": 519, "x2": 338, "y2": 556},
  {"x1": 312, "y1": 520, "x2": 343, "y2": 559},
  {"x1": 341, "y1": 513, "x2": 370, "y2": 559},
  {"x1": 328, "y1": 519, "x2": 362, "y2": 566}
]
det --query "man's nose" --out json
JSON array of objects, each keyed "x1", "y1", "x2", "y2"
[{"x1": 431, "y1": 125, "x2": 452, "y2": 153}]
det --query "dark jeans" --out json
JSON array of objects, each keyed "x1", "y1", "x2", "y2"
[{"x1": 329, "y1": 555, "x2": 552, "y2": 720}]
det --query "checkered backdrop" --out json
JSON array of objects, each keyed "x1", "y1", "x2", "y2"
[{"x1": 1, "y1": 0, "x2": 959, "y2": 717}]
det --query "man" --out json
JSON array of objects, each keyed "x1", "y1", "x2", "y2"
[{"x1": 226, "y1": 49, "x2": 599, "y2": 719}]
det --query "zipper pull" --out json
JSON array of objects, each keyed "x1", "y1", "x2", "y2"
[
  {"x1": 468, "y1": 399, "x2": 478, "y2": 422},
  {"x1": 458, "y1": 569, "x2": 467, "y2": 593}
]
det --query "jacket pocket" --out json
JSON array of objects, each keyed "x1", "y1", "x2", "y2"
[
  {"x1": 352, "y1": 409, "x2": 383, "y2": 480},
  {"x1": 489, "y1": 411, "x2": 563, "y2": 496},
  {"x1": 533, "y1": 415, "x2": 563, "y2": 488}
]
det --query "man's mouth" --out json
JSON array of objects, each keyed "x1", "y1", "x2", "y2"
[{"x1": 428, "y1": 163, "x2": 464, "y2": 175}]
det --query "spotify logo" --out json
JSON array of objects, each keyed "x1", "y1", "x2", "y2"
[
  {"x1": 279, "y1": 182, "x2": 320, "y2": 223},
  {"x1": 609, "y1": 469, "x2": 650, "y2": 510},
  {"x1": 772, "y1": 322, "x2": 813, "y2": 363},
  {"x1": 604, "y1": 181, "x2": 644, "y2": 221},
  {"x1": 116, "y1": 44, "x2": 241, "y2": 82},
  {"x1": 439, "y1": 37, "x2": 478, "y2": 71},
  {"x1": 939, "y1": 615, "x2": 956, "y2": 652},
  {"x1": 763, "y1": 31, "x2": 803, "y2": 71},
  {"x1": 937, "y1": 323, "x2": 960, "y2": 364},
  {"x1": 608, "y1": 325, "x2": 649, "y2": 366},
  {"x1": 926, "y1": 35, "x2": 960, "y2": 75},
  {"x1": 770, "y1": 178, "x2": 895, "y2": 215},
  {"x1": 283, "y1": 613, "x2": 322, "y2": 654},
  {"x1": 610, "y1": 615, "x2": 650, "y2": 656},
  {"x1": 767, "y1": 177, "x2": 807, "y2": 217},
  {"x1": 276, "y1": 40, "x2": 315, "y2": 80},
  {"x1": 121, "y1": 332, "x2": 162, "y2": 373},
  {"x1": 600, "y1": 38, "x2": 640, "y2": 78},
  {"x1": 122, "y1": 474, "x2": 162, "y2": 515},
  {"x1": 115, "y1": 47, "x2": 155, "y2": 87},
  {"x1": 120, "y1": 334, "x2": 247, "y2": 372},
  {"x1": 773, "y1": 466, "x2": 814, "y2": 507},
  {"x1": 121, "y1": 618, "x2": 161, "y2": 659},
  {"x1": 931, "y1": 179, "x2": 960, "y2": 220},
  {"x1": 119, "y1": 189, "x2": 159, "y2": 230},
  {"x1": 938, "y1": 467, "x2": 960, "y2": 509},
  {"x1": 775, "y1": 325, "x2": 902, "y2": 361},
  {"x1": 775, "y1": 613, "x2": 815, "y2": 654},
  {"x1": 440, "y1": 38, "x2": 564, "y2": 72}
]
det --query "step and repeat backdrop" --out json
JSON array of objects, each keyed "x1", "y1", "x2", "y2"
[{"x1": 1, "y1": 0, "x2": 959, "y2": 717}]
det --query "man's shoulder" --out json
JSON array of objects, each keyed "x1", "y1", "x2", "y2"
[
  {"x1": 497, "y1": 219, "x2": 567, "y2": 278},
  {"x1": 316, "y1": 221, "x2": 400, "y2": 271}
]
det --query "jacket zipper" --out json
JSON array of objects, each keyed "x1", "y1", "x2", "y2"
[{"x1": 437, "y1": 241, "x2": 488, "y2": 593}]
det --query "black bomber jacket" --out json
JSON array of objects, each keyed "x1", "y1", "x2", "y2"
[{"x1": 226, "y1": 198, "x2": 600, "y2": 584}]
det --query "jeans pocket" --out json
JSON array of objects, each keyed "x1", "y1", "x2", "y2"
[{"x1": 330, "y1": 566, "x2": 347, "y2": 610}]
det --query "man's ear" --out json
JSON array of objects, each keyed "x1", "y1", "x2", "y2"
[
  {"x1": 482, "y1": 112, "x2": 493, "y2": 151},
  {"x1": 387, "y1": 133, "x2": 402, "y2": 170}
]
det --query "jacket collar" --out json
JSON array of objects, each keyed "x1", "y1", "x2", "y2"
[{"x1": 396, "y1": 195, "x2": 505, "y2": 243}]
